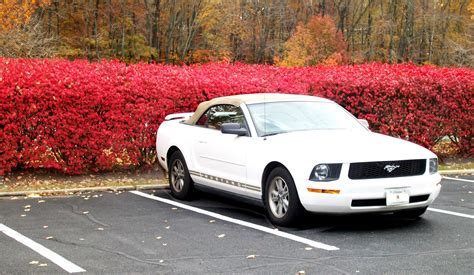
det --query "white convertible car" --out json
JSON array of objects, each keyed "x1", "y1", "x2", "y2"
[{"x1": 156, "y1": 93, "x2": 441, "y2": 226}]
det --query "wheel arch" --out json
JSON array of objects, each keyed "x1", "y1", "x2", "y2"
[
  {"x1": 166, "y1": 146, "x2": 181, "y2": 168},
  {"x1": 261, "y1": 161, "x2": 290, "y2": 200}
]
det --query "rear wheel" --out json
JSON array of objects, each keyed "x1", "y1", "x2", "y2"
[
  {"x1": 394, "y1": 206, "x2": 428, "y2": 219},
  {"x1": 168, "y1": 151, "x2": 194, "y2": 200},
  {"x1": 264, "y1": 167, "x2": 304, "y2": 226}
]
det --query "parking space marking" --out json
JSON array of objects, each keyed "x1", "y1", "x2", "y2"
[
  {"x1": 442, "y1": 176, "x2": 474, "y2": 183},
  {"x1": 427, "y1": 208, "x2": 474, "y2": 219},
  {"x1": 0, "y1": 223, "x2": 86, "y2": 273},
  {"x1": 130, "y1": 191, "x2": 339, "y2": 251}
]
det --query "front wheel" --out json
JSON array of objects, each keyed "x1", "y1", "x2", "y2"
[
  {"x1": 264, "y1": 167, "x2": 304, "y2": 226},
  {"x1": 168, "y1": 151, "x2": 194, "y2": 200}
]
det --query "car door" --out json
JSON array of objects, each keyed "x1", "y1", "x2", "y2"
[{"x1": 191, "y1": 104, "x2": 255, "y2": 196}]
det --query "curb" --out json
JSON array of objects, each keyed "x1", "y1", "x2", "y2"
[
  {"x1": 0, "y1": 182, "x2": 168, "y2": 197},
  {"x1": 439, "y1": 169, "x2": 474, "y2": 175}
]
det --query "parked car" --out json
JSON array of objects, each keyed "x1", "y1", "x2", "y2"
[{"x1": 156, "y1": 93, "x2": 441, "y2": 226}]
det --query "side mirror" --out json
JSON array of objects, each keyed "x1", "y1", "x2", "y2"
[
  {"x1": 358, "y1": 119, "x2": 369, "y2": 129},
  {"x1": 221, "y1": 123, "x2": 248, "y2": 136}
]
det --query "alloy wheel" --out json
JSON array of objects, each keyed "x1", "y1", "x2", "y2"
[
  {"x1": 171, "y1": 159, "x2": 185, "y2": 192},
  {"x1": 268, "y1": 176, "x2": 290, "y2": 218}
]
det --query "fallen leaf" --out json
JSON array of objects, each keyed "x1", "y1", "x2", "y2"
[
  {"x1": 29, "y1": 261, "x2": 39, "y2": 265},
  {"x1": 38, "y1": 200, "x2": 45, "y2": 203},
  {"x1": 45, "y1": 236, "x2": 53, "y2": 240},
  {"x1": 38, "y1": 263, "x2": 48, "y2": 267},
  {"x1": 24, "y1": 209, "x2": 31, "y2": 212},
  {"x1": 79, "y1": 238, "x2": 85, "y2": 241},
  {"x1": 217, "y1": 234, "x2": 226, "y2": 238},
  {"x1": 171, "y1": 207, "x2": 178, "y2": 210},
  {"x1": 246, "y1": 255, "x2": 257, "y2": 259},
  {"x1": 97, "y1": 227, "x2": 104, "y2": 231},
  {"x1": 209, "y1": 220, "x2": 216, "y2": 223},
  {"x1": 17, "y1": 176, "x2": 22, "y2": 180},
  {"x1": 159, "y1": 259, "x2": 164, "y2": 263},
  {"x1": 165, "y1": 226, "x2": 170, "y2": 229},
  {"x1": 24, "y1": 205, "x2": 31, "y2": 208},
  {"x1": 304, "y1": 247, "x2": 313, "y2": 251},
  {"x1": 27, "y1": 194, "x2": 41, "y2": 198},
  {"x1": 156, "y1": 236, "x2": 162, "y2": 240},
  {"x1": 162, "y1": 243, "x2": 167, "y2": 246},
  {"x1": 297, "y1": 271, "x2": 306, "y2": 275},
  {"x1": 20, "y1": 214, "x2": 26, "y2": 217},
  {"x1": 43, "y1": 225, "x2": 48, "y2": 229},
  {"x1": 82, "y1": 211, "x2": 89, "y2": 214}
]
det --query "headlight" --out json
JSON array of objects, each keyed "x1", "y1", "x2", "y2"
[
  {"x1": 310, "y1": 164, "x2": 342, "y2": 181},
  {"x1": 314, "y1": 164, "x2": 330, "y2": 180},
  {"x1": 429, "y1": 158, "x2": 438, "y2": 174}
]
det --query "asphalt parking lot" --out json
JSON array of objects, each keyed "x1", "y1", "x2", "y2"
[{"x1": 1, "y1": 176, "x2": 473, "y2": 274}]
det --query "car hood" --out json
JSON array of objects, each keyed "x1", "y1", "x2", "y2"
[{"x1": 263, "y1": 130, "x2": 436, "y2": 164}]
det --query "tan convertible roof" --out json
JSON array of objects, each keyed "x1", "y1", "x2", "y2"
[{"x1": 185, "y1": 93, "x2": 331, "y2": 125}]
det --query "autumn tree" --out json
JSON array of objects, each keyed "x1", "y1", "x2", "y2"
[
  {"x1": 278, "y1": 15, "x2": 347, "y2": 66},
  {"x1": 0, "y1": 0, "x2": 472, "y2": 66},
  {"x1": 0, "y1": 0, "x2": 55, "y2": 58}
]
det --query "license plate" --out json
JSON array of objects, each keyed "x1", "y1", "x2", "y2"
[{"x1": 386, "y1": 188, "x2": 409, "y2": 206}]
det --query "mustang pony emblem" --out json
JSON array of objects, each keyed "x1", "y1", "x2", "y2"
[{"x1": 384, "y1": 164, "x2": 400, "y2": 173}]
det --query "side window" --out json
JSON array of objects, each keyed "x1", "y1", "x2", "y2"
[{"x1": 196, "y1": 104, "x2": 247, "y2": 131}]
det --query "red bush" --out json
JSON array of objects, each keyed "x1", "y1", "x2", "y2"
[{"x1": 1, "y1": 58, "x2": 473, "y2": 175}]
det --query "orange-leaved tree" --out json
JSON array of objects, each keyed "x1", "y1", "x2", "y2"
[
  {"x1": 0, "y1": 0, "x2": 51, "y2": 31},
  {"x1": 278, "y1": 15, "x2": 347, "y2": 67}
]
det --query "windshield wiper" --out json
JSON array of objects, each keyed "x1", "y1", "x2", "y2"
[{"x1": 261, "y1": 131, "x2": 286, "y2": 137}]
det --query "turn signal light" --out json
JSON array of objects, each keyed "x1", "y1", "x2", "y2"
[{"x1": 307, "y1": 188, "x2": 340, "y2": 194}]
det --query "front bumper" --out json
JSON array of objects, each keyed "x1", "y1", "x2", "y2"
[{"x1": 296, "y1": 173, "x2": 442, "y2": 214}]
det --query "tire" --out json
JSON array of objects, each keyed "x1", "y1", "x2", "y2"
[
  {"x1": 168, "y1": 150, "x2": 194, "y2": 200},
  {"x1": 394, "y1": 206, "x2": 428, "y2": 219},
  {"x1": 264, "y1": 167, "x2": 305, "y2": 226}
]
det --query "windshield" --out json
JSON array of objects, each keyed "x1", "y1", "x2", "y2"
[{"x1": 247, "y1": 101, "x2": 366, "y2": 137}]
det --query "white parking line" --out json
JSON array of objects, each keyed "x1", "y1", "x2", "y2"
[
  {"x1": 427, "y1": 208, "x2": 474, "y2": 219},
  {"x1": 130, "y1": 191, "x2": 339, "y2": 251},
  {"x1": 442, "y1": 176, "x2": 474, "y2": 183},
  {"x1": 0, "y1": 223, "x2": 86, "y2": 273}
]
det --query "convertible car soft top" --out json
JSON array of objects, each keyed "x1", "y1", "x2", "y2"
[{"x1": 185, "y1": 93, "x2": 331, "y2": 125}]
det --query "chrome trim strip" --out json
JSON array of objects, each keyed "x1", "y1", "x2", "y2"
[{"x1": 189, "y1": 170, "x2": 261, "y2": 192}]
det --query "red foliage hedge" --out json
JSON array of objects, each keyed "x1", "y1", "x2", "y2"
[{"x1": 1, "y1": 58, "x2": 473, "y2": 175}]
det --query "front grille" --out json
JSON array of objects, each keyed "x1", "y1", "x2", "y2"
[
  {"x1": 349, "y1": 159, "x2": 426, "y2": 180},
  {"x1": 409, "y1": 194, "x2": 430, "y2": 203},
  {"x1": 351, "y1": 198, "x2": 386, "y2": 207},
  {"x1": 351, "y1": 194, "x2": 430, "y2": 207}
]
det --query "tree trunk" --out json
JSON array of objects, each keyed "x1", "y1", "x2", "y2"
[
  {"x1": 388, "y1": 0, "x2": 397, "y2": 63},
  {"x1": 151, "y1": 0, "x2": 161, "y2": 52},
  {"x1": 165, "y1": 1, "x2": 177, "y2": 63},
  {"x1": 93, "y1": 0, "x2": 100, "y2": 59}
]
